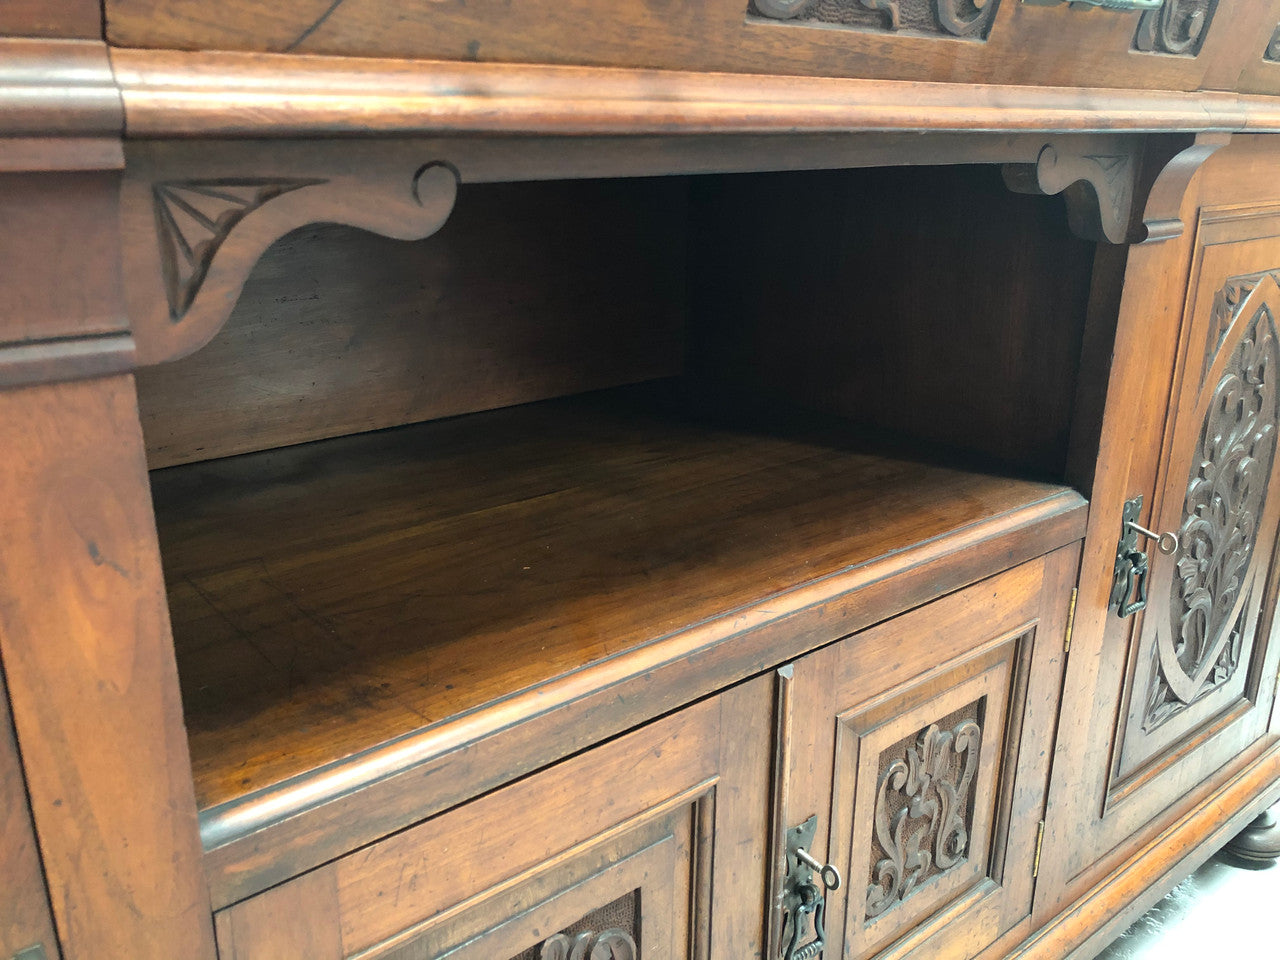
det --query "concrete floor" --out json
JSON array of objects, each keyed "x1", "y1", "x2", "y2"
[{"x1": 1094, "y1": 848, "x2": 1280, "y2": 958}]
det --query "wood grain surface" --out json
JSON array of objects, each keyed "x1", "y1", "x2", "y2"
[
  {"x1": 154, "y1": 384, "x2": 1073, "y2": 811},
  {"x1": 101, "y1": 0, "x2": 1280, "y2": 93},
  {"x1": 108, "y1": 47, "x2": 1280, "y2": 139},
  {"x1": 0, "y1": 0, "x2": 101, "y2": 39},
  {"x1": 0, "y1": 376, "x2": 215, "y2": 960},
  {"x1": 0, "y1": 666, "x2": 61, "y2": 960}
]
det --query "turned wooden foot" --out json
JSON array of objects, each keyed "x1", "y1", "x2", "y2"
[{"x1": 1221, "y1": 806, "x2": 1280, "y2": 867}]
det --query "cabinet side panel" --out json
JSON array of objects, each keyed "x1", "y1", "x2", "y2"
[
  {"x1": 0, "y1": 376, "x2": 216, "y2": 960},
  {"x1": 0, "y1": 662, "x2": 60, "y2": 960}
]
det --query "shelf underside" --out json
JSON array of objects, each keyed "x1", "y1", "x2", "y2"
[{"x1": 152, "y1": 385, "x2": 1074, "y2": 814}]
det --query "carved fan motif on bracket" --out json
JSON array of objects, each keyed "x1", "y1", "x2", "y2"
[{"x1": 152, "y1": 178, "x2": 325, "y2": 322}]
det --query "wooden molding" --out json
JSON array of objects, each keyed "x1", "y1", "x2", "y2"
[
  {"x1": 109, "y1": 47, "x2": 1280, "y2": 139},
  {"x1": 1002, "y1": 137, "x2": 1144, "y2": 245},
  {"x1": 0, "y1": 38, "x2": 121, "y2": 138},
  {"x1": 121, "y1": 146, "x2": 459, "y2": 366}
]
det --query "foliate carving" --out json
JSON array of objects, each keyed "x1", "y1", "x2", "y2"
[
  {"x1": 865, "y1": 716, "x2": 982, "y2": 920},
  {"x1": 1143, "y1": 282, "x2": 1280, "y2": 730},
  {"x1": 1145, "y1": 602, "x2": 1247, "y2": 729},
  {"x1": 749, "y1": 0, "x2": 1000, "y2": 41},
  {"x1": 1205, "y1": 271, "x2": 1280, "y2": 386},
  {"x1": 1134, "y1": 0, "x2": 1217, "y2": 57},
  {"x1": 152, "y1": 178, "x2": 325, "y2": 321},
  {"x1": 538, "y1": 930, "x2": 637, "y2": 960},
  {"x1": 1266, "y1": 24, "x2": 1280, "y2": 63}
]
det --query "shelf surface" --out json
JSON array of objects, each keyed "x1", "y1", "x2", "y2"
[{"x1": 152, "y1": 385, "x2": 1076, "y2": 815}]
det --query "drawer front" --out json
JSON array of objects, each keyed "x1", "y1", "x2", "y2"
[
  {"x1": 103, "y1": 0, "x2": 1249, "y2": 92},
  {"x1": 214, "y1": 679, "x2": 772, "y2": 960},
  {"x1": 776, "y1": 550, "x2": 1078, "y2": 960}
]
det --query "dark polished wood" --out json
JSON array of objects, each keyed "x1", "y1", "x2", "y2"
[{"x1": 689, "y1": 163, "x2": 1098, "y2": 478}]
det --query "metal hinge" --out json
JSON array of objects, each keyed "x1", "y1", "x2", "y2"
[
  {"x1": 1064, "y1": 588, "x2": 1078, "y2": 653},
  {"x1": 1032, "y1": 820, "x2": 1046, "y2": 878}
]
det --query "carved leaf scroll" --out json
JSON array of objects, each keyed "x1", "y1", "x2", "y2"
[
  {"x1": 1142, "y1": 277, "x2": 1280, "y2": 730},
  {"x1": 1134, "y1": 0, "x2": 1217, "y2": 58},
  {"x1": 750, "y1": 0, "x2": 999, "y2": 41},
  {"x1": 152, "y1": 178, "x2": 325, "y2": 321},
  {"x1": 865, "y1": 715, "x2": 982, "y2": 920},
  {"x1": 538, "y1": 930, "x2": 637, "y2": 960}
]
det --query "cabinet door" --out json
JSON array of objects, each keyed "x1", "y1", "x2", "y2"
[
  {"x1": 1113, "y1": 226, "x2": 1280, "y2": 785},
  {"x1": 1037, "y1": 137, "x2": 1280, "y2": 927},
  {"x1": 777, "y1": 550, "x2": 1077, "y2": 960},
  {"x1": 214, "y1": 678, "x2": 771, "y2": 960},
  {"x1": 1, "y1": 677, "x2": 60, "y2": 960}
]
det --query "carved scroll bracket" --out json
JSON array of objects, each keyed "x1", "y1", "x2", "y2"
[
  {"x1": 1002, "y1": 136, "x2": 1143, "y2": 245},
  {"x1": 120, "y1": 142, "x2": 460, "y2": 367},
  {"x1": 1139, "y1": 132, "x2": 1231, "y2": 243}
]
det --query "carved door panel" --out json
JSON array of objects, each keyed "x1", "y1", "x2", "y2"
[
  {"x1": 1115, "y1": 250, "x2": 1280, "y2": 785},
  {"x1": 1, "y1": 676, "x2": 60, "y2": 960},
  {"x1": 214, "y1": 678, "x2": 772, "y2": 960},
  {"x1": 777, "y1": 549, "x2": 1078, "y2": 960},
  {"x1": 1036, "y1": 141, "x2": 1280, "y2": 930}
]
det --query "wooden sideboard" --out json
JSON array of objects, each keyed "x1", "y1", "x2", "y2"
[{"x1": 4, "y1": 3, "x2": 1280, "y2": 960}]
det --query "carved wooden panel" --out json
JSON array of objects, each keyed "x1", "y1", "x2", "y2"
[
  {"x1": 1133, "y1": 0, "x2": 1217, "y2": 58},
  {"x1": 1116, "y1": 265, "x2": 1280, "y2": 784},
  {"x1": 865, "y1": 704, "x2": 983, "y2": 920},
  {"x1": 748, "y1": 0, "x2": 1000, "y2": 41},
  {"x1": 1147, "y1": 285, "x2": 1280, "y2": 728}
]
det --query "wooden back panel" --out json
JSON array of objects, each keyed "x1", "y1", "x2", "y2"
[
  {"x1": 688, "y1": 164, "x2": 1100, "y2": 480},
  {"x1": 136, "y1": 177, "x2": 688, "y2": 467}
]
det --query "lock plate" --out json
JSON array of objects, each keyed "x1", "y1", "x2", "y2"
[
  {"x1": 779, "y1": 816, "x2": 833, "y2": 960},
  {"x1": 1111, "y1": 495, "x2": 1150, "y2": 618}
]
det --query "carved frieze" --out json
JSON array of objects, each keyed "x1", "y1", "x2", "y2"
[
  {"x1": 1133, "y1": 0, "x2": 1217, "y2": 58},
  {"x1": 865, "y1": 715, "x2": 982, "y2": 920},
  {"x1": 749, "y1": 0, "x2": 1000, "y2": 41},
  {"x1": 152, "y1": 178, "x2": 325, "y2": 321},
  {"x1": 1142, "y1": 277, "x2": 1280, "y2": 730}
]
